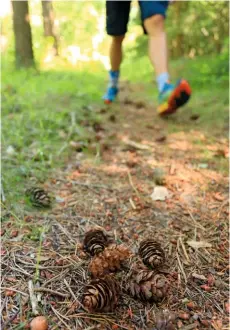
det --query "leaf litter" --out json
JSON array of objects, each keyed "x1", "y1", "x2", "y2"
[{"x1": 1, "y1": 87, "x2": 229, "y2": 329}]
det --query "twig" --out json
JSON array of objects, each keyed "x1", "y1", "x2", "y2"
[
  {"x1": 187, "y1": 209, "x2": 205, "y2": 230},
  {"x1": 50, "y1": 305, "x2": 72, "y2": 330},
  {"x1": 179, "y1": 237, "x2": 190, "y2": 262},
  {"x1": 71, "y1": 181, "x2": 116, "y2": 191},
  {"x1": 1, "y1": 309, "x2": 20, "y2": 330},
  {"x1": 33, "y1": 287, "x2": 70, "y2": 298},
  {"x1": 16, "y1": 258, "x2": 72, "y2": 270},
  {"x1": 127, "y1": 171, "x2": 141, "y2": 198},
  {"x1": 54, "y1": 221, "x2": 76, "y2": 244},
  {"x1": 43, "y1": 269, "x2": 69, "y2": 287},
  {"x1": 0, "y1": 287, "x2": 28, "y2": 297},
  {"x1": 176, "y1": 253, "x2": 187, "y2": 283},
  {"x1": 180, "y1": 323, "x2": 198, "y2": 330},
  {"x1": 28, "y1": 280, "x2": 39, "y2": 315},
  {"x1": 217, "y1": 198, "x2": 229, "y2": 218},
  {"x1": 63, "y1": 279, "x2": 83, "y2": 305},
  {"x1": 129, "y1": 198, "x2": 136, "y2": 210}
]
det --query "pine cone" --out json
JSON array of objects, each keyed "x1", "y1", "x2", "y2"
[
  {"x1": 83, "y1": 228, "x2": 109, "y2": 256},
  {"x1": 82, "y1": 275, "x2": 120, "y2": 312},
  {"x1": 26, "y1": 187, "x2": 51, "y2": 208},
  {"x1": 89, "y1": 244, "x2": 131, "y2": 278},
  {"x1": 139, "y1": 239, "x2": 165, "y2": 268},
  {"x1": 154, "y1": 310, "x2": 176, "y2": 330},
  {"x1": 127, "y1": 268, "x2": 169, "y2": 302}
]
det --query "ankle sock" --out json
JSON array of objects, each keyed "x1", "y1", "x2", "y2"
[
  {"x1": 156, "y1": 72, "x2": 170, "y2": 93},
  {"x1": 108, "y1": 70, "x2": 119, "y2": 88}
]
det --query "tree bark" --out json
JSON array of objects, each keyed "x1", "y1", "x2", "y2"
[
  {"x1": 41, "y1": 0, "x2": 58, "y2": 55},
  {"x1": 11, "y1": 1, "x2": 34, "y2": 68}
]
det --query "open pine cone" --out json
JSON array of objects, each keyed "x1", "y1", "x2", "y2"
[
  {"x1": 82, "y1": 275, "x2": 120, "y2": 312},
  {"x1": 127, "y1": 268, "x2": 169, "y2": 302},
  {"x1": 83, "y1": 228, "x2": 109, "y2": 256},
  {"x1": 139, "y1": 239, "x2": 165, "y2": 268},
  {"x1": 26, "y1": 187, "x2": 51, "y2": 208},
  {"x1": 89, "y1": 244, "x2": 132, "y2": 278}
]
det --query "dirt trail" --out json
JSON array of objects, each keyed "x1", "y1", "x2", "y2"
[{"x1": 2, "y1": 86, "x2": 229, "y2": 329}]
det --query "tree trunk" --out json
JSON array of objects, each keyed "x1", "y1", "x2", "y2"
[
  {"x1": 11, "y1": 1, "x2": 34, "y2": 68},
  {"x1": 41, "y1": 0, "x2": 58, "y2": 55}
]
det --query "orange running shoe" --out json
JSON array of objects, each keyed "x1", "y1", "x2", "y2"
[{"x1": 157, "y1": 79, "x2": 192, "y2": 116}]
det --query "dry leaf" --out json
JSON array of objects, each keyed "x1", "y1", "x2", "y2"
[
  {"x1": 122, "y1": 139, "x2": 151, "y2": 150},
  {"x1": 192, "y1": 273, "x2": 206, "y2": 281},
  {"x1": 187, "y1": 240, "x2": 212, "y2": 249},
  {"x1": 151, "y1": 186, "x2": 171, "y2": 201}
]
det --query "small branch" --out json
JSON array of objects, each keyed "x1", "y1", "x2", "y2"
[
  {"x1": 187, "y1": 209, "x2": 205, "y2": 230},
  {"x1": 179, "y1": 236, "x2": 190, "y2": 262},
  {"x1": 50, "y1": 305, "x2": 72, "y2": 330},
  {"x1": 34, "y1": 287, "x2": 70, "y2": 298},
  {"x1": 176, "y1": 252, "x2": 187, "y2": 283},
  {"x1": 127, "y1": 171, "x2": 141, "y2": 199},
  {"x1": 1, "y1": 309, "x2": 20, "y2": 330},
  {"x1": 64, "y1": 279, "x2": 85, "y2": 310},
  {"x1": 0, "y1": 287, "x2": 28, "y2": 297},
  {"x1": 28, "y1": 280, "x2": 39, "y2": 315},
  {"x1": 129, "y1": 198, "x2": 136, "y2": 210}
]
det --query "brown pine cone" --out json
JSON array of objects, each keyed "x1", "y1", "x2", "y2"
[
  {"x1": 127, "y1": 268, "x2": 169, "y2": 302},
  {"x1": 82, "y1": 275, "x2": 120, "y2": 312},
  {"x1": 83, "y1": 228, "x2": 109, "y2": 256},
  {"x1": 26, "y1": 187, "x2": 51, "y2": 208},
  {"x1": 89, "y1": 244, "x2": 132, "y2": 278},
  {"x1": 139, "y1": 239, "x2": 165, "y2": 268}
]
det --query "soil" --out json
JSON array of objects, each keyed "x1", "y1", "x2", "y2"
[{"x1": 1, "y1": 86, "x2": 229, "y2": 329}]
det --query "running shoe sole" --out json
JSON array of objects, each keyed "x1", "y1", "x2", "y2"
[{"x1": 158, "y1": 80, "x2": 191, "y2": 116}]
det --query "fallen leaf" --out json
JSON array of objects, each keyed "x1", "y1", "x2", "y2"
[
  {"x1": 178, "y1": 312, "x2": 190, "y2": 320},
  {"x1": 0, "y1": 229, "x2": 6, "y2": 236},
  {"x1": 5, "y1": 289, "x2": 15, "y2": 296},
  {"x1": 122, "y1": 138, "x2": 151, "y2": 150},
  {"x1": 187, "y1": 240, "x2": 212, "y2": 249},
  {"x1": 200, "y1": 320, "x2": 210, "y2": 327},
  {"x1": 187, "y1": 301, "x2": 196, "y2": 309},
  {"x1": 10, "y1": 230, "x2": 19, "y2": 238},
  {"x1": 213, "y1": 192, "x2": 225, "y2": 202},
  {"x1": 192, "y1": 273, "x2": 207, "y2": 281},
  {"x1": 207, "y1": 274, "x2": 215, "y2": 286},
  {"x1": 214, "y1": 148, "x2": 228, "y2": 158},
  {"x1": 200, "y1": 285, "x2": 212, "y2": 292},
  {"x1": 151, "y1": 186, "x2": 171, "y2": 201},
  {"x1": 225, "y1": 302, "x2": 230, "y2": 314}
]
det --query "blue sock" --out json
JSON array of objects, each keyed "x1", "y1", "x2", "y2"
[
  {"x1": 156, "y1": 72, "x2": 170, "y2": 93},
  {"x1": 108, "y1": 70, "x2": 119, "y2": 88},
  {"x1": 103, "y1": 70, "x2": 119, "y2": 101}
]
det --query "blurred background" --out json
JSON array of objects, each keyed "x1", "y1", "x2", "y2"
[{"x1": 1, "y1": 0, "x2": 229, "y2": 205}]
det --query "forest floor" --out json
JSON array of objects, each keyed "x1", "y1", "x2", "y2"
[{"x1": 1, "y1": 76, "x2": 229, "y2": 329}]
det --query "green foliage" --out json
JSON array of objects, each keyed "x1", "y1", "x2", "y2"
[
  {"x1": 1, "y1": 60, "x2": 105, "y2": 208},
  {"x1": 1, "y1": 0, "x2": 228, "y2": 209},
  {"x1": 128, "y1": 1, "x2": 229, "y2": 59}
]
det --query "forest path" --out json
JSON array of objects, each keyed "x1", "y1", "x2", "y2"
[{"x1": 2, "y1": 83, "x2": 229, "y2": 329}]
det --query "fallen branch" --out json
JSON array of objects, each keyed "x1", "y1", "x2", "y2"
[
  {"x1": 33, "y1": 287, "x2": 70, "y2": 298},
  {"x1": 50, "y1": 304, "x2": 72, "y2": 330},
  {"x1": 28, "y1": 280, "x2": 39, "y2": 315}
]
